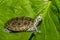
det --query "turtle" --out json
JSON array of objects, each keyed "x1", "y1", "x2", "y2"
[{"x1": 4, "y1": 14, "x2": 42, "y2": 33}]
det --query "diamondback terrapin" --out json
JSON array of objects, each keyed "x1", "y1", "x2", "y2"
[{"x1": 4, "y1": 14, "x2": 42, "y2": 33}]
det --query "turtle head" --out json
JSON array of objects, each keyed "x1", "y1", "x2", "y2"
[
  {"x1": 36, "y1": 14, "x2": 42, "y2": 21},
  {"x1": 35, "y1": 14, "x2": 42, "y2": 22},
  {"x1": 34, "y1": 14, "x2": 42, "y2": 26}
]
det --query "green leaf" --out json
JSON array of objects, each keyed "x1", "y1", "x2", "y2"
[{"x1": 49, "y1": 0, "x2": 60, "y2": 22}]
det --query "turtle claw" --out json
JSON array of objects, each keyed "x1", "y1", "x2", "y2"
[
  {"x1": 34, "y1": 26, "x2": 42, "y2": 34},
  {"x1": 36, "y1": 30, "x2": 42, "y2": 34},
  {"x1": 4, "y1": 28, "x2": 11, "y2": 33}
]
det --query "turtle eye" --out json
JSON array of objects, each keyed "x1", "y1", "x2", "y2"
[
  {"x1": 37, "y1": 17, "x2": 40, "y2": 19},
  {"x1": 39, "y1": 18, "x2": 40, "y2": 19}
]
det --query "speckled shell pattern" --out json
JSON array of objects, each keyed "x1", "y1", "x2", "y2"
[{"x1": 5, "y1": 17, "x2": 34, "y2": 31}]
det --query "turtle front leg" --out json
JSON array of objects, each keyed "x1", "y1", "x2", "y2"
[
  {"x1": 34, "y1": 26, "x2": 42, "y2": 33},
  {"x1": 27, "y1": 26, "x2": 42, "y2": 33},
  {"x1": 4, "y1": 28, "x2": 11, "y2": 33}
]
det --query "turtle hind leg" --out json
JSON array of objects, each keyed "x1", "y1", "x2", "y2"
[{"x1": 4, "y1": 28, "x2": 11, "y2": 33}]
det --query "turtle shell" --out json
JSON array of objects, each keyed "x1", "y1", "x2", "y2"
[{"x1": 5, "y1": 17, "x2": 34, "y2": 31}]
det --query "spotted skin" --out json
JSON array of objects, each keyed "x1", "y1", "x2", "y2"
[{"x1": 27, "y1": 14, "x2": 42, "y2": 33}]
